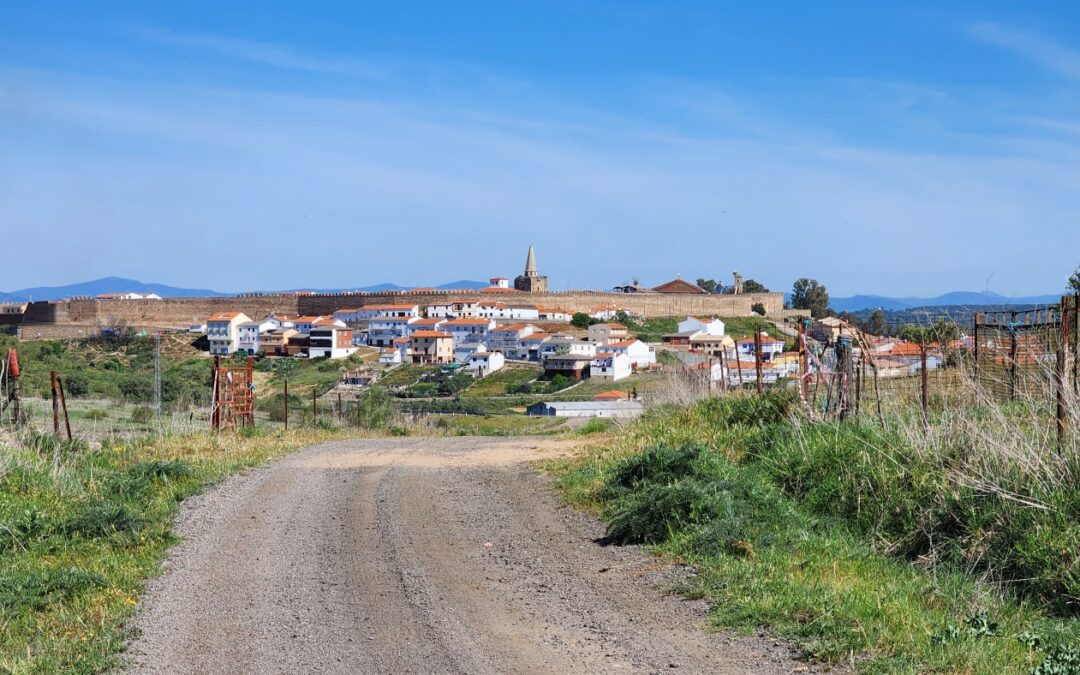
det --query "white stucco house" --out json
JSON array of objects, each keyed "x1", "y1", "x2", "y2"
[
  {"x1": 467, "y1": 350, "x2": 506, "y2": 377},
  {"x1": 678, "y1": 316, "x2": 725, "y2": 336},
  {"x1": 591, "y1": 352, "x2": 632, "y2": 381},
  {"x1": 605, "y1": 339, "x2": 656, "y2": 368},
  {"x1": 207, "y1": 312, "x2": 252, "y2": 356}
]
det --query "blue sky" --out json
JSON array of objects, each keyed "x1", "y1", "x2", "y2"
[{"x1": 3, "y1": 2, "x2": 1080, "y2": 297}]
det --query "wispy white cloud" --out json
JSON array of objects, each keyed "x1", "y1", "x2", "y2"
[
  {"x1": 969, "y1": 21, "x2": 1080, "y2": 79},
  {"x1": 125, "y1": 24, "x2": 387, "y2": 77},
  {"x1": 3, "y1": 37, "x2": 1080, "y2": 296}
]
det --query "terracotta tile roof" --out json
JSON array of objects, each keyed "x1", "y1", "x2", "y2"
[
  {"x1": 412, "y1": 318, "x2": 446, "y2": 326},
  {"x1": 607, "y1": 339, "x2": 641, "y2": 348},
  {"x1": 652, "y1": 278, "x2": 707, "y2": 294},
  {"x1": 208, "y1": 312, "x2": 244, "y2": 321},
  {"x1": 593, "y1": 390, "x2": 630, "y2": 400},
  {"x1": 364, "y1": 304, "x2": 418, "y2": 311},
  {"x1": 445, "y1": 318, "x2": 493, "y2": 326},
  {"x1": 294, "y1": 316, "x2": 321, "y2": 323},
  {"x1": 887, "y1": 342, "x2": 923, "y2": 357},
  {"x1": 410, "y1": 330, "x2": 453, "y2": 339},
  {"x1": 312, "y1": 317, "x2": 341, "y2": 326},
  {"x1": 493, "y1": 323, "x2": 532, "y2": 332},
  {"x1": 736, "y1": 333, "x2": 784, "y2": 345},
  {"x1": 593, "y1": 352, "x2": 615, "y2": 359}
]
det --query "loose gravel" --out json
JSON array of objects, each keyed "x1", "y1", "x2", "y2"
[{"x1": 123, "y1": 437, "x2": 809, "y2": 674}]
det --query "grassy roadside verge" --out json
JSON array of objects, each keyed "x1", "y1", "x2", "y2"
[
  {"x1": 0, "y1": 427, "x2": 353, "y2": 674},
  {"x1": 544, "y1": 393, "x2": 1080, "y2": 673}
]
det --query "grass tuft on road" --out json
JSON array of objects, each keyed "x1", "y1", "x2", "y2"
[{"x1": 0, "y1": 427, "x2": 350, "y2": 674}]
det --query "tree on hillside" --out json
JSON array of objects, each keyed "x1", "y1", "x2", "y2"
[
  {"x1": 751, "y1": 302, "x2": 765, "y2": 316},
  {"x1": 1069, "y1": 266, "x2": 1080, "y2": 293},
  {"x1": 866, "y1": 309, "x2": 886, "y2": 336},
  {"x1": 900, "y1": 318, "x2": 960, "y2": 346},
  {"x1": 742, "y1": 279, "x2": 769, "y2": 293},
  {"x1": 791, "y1": 278, "x2": 830, "y2": 318},
  {"x1": 570, "y1": 312, "x2": 592, "y2": 329},
  {"x1": 696, "y1": 278, "x2": 719, "y2": 294}
]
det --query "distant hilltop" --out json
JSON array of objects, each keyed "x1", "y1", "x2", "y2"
[
  {"x1": 2, "y1": 276, "x2": 1064, "y2": 312},
  {"x1": 827, "y1": 290, "x2": 1063, "y2": 313},
  {"x1": 0, "y1": 277, "x2": 490, "y2": 303}
]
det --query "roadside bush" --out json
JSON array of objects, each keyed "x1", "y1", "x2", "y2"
[
  {"x1": 118, "y1": 377, "x2": 153, "y2": 403},
  {"x1": 84, "y1": 408, "x2": 108, "y2": 421},
  {"x1": 577, "y1": 418, "x2": 614, "y2": 435},
  {"x1": 129, "y1": 405, "x2": 154, "y2": 424},
  {"x1": 355, "y1": 387, "x2": 393, "y2": 429},
  {"x1": 63, "y1": 372, "x2": 89, "y2": 397}
]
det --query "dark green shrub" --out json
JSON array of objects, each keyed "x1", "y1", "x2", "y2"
[
  {"x1": 130, "y1": 405, "x2": 154, "y2": 424},
  {"x1": 0, "y1": 567, "x2": 107, "y2": 612}
]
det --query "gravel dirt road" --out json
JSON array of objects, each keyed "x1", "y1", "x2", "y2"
[{"x1": 124, "y1": 437, "x2": 807, "y2": 674}]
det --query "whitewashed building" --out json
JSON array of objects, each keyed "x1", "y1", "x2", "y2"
[
  {"x1": 678, "y1": 316, "x2": 725, "y2": 336},
  {"x1": 207, "y1": 312, "x2": 251, "y2": 356},
  {"x1": 605, "y1": 339, "x2": 656, "y2": 368},
  {"x1": 467, "y1": 350, "x2": 506, "y2": 377},
  {"x1": 591, "y1": 352, "x2": 632, "y2": 381}
]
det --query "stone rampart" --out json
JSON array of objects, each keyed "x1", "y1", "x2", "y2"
[{"x1": 18, "y1": 290, "x2": 784, "y2": 335}]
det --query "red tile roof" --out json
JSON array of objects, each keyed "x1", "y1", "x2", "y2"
[
  {"x1": 593, "y1": 390, "x2": 630, "y2": 400},
  {"x1": 208, "y1": 312, "x2": 244, "y2": 321},
  {"x1": 446, "y1": 318, "x2": 492, "y2": 326},
  {"x1": 410, "y1": 330, "x2": 453, "y2": 339}
]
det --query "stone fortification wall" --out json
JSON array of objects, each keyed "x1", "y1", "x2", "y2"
[
  {"x1": 297, "y1": 290, "x2": 785, "y2": 319},
  {"x1": 18, "y1": 289, "x2": 783, "y2": 333},
  {"x1": 21, "y1": 296, "x2": 302, "y2": 330}
]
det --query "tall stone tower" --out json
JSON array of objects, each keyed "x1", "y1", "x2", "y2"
[{"x1": 514, "y1": 245, "x2": 549, "y2": 292}]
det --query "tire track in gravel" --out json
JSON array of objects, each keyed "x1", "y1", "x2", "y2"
[{"x1": 124, "y1": 437, "x2": 808, "y2": 674}]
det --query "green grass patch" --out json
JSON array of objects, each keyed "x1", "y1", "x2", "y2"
[
  {"x1": 432, "y1": 414, "x2": 566, "y2": 436},
  {"x1": 546, "y1": 392, "x2": 1080, "y2": 672},
  {"x1": 461, "y1": 365, "x2": 542, "y2": 397},
  {"x1": 377, "y1": 364, "x2": 440, "y2": 388},
  {"x1": 0, "y1": 426, "x2": 352, "y2": 673}
]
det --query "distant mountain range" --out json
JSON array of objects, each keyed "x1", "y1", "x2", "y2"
[
  {"x1": 827, "y1": 291, "x2": 1063, "y2": 313},
  {"x1": 1, "y1": 278, "x2": 1064, "y2": 310},
  {"x1": 0, "y1": 277, "x2": 490, "y2": 302}
]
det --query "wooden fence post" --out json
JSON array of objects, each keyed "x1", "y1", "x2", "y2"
[
  {"x1": 210, "y1": 356, "x2": 221, "y2": 431},
  {"x1": 50, "y1": 371, "x2": 60, "y2": 438},
  {"x1": 798, "y1": 320, "x2": 808, "y2": 402},
  {"x1": 57, "y1": 376, "x2": 72, "y2": 441},
  {"x1": 312, "y1": 388, "x2": 317, "y2": 426},
  {"x1": 283, "y1": 380, "x2": 289, "y2": 431}
]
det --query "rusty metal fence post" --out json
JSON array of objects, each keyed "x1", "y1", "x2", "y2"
[
  {"x1": 1057, "y1": 295, "x2": 1071, "y2": 458},
  {"x1": 920, "y1": 344, "x2": 929, "y2": 430}
]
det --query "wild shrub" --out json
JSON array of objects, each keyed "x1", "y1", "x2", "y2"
[
  {"x1": 130, "y1": 405, "x2": 154, "y2": 424},
  {"x1": 577, "y1": 418, "x2": 614, "y2": 435},
  {"x1": 59, "y1": 503, "x2": 143, "y2": 540},
  {"x1": 0, "y1": 567, "x2": 107, "y2": 612}
]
